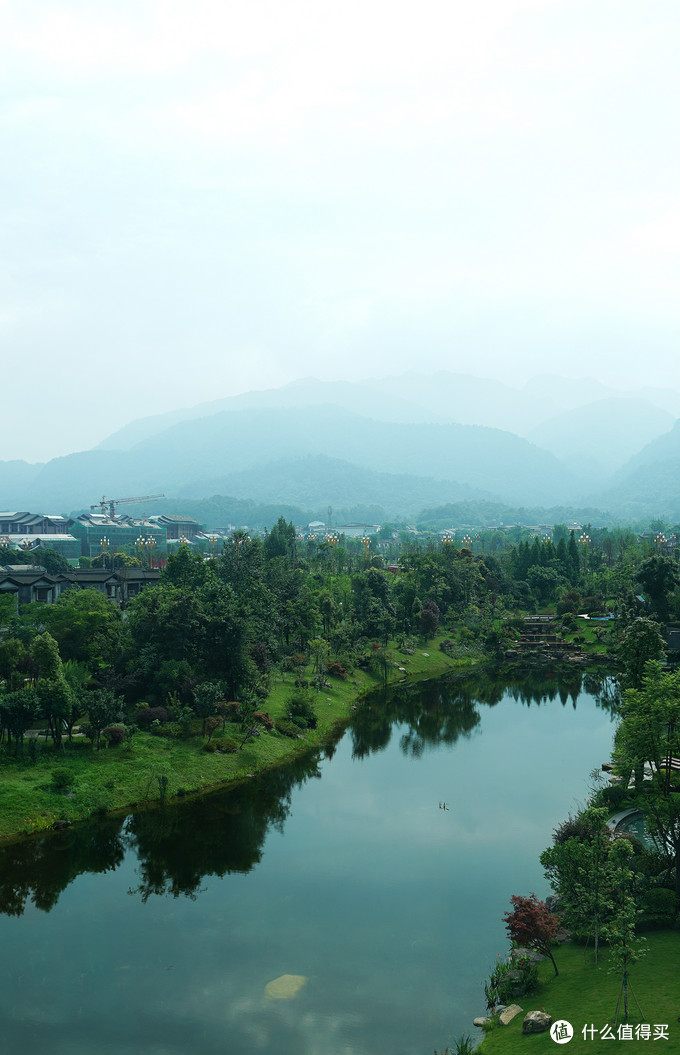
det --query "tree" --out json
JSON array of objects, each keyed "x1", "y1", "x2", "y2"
[
  {"x1": 613, "y1": 664, "x2": 680, "y2": 895},
  {"x1": 503, "y1": 893, "x2": 561, "y2": 976},
  {"x1": 194, "y1": 681, "x2": 224, "y2": 736},
  {"x1": 540, "y1": 807, "x2": 614, "y2": 962},
  {"x1": 602, "y1": 839, "x2": 646, "y2": 1025},
  {"x1": 636, "y1": 555, "x2": 679, "y2": 621},
  {"x1": 0, "y1": 687, "x2": 38, "y2": 751},
  {"x1": 30, "y1": 548, "x2": 71, "y2": 575},
  {"x1": 29, "y1": 588, "x2": 124, "y2": 670},
  {"x1": 617, "y1": 618, "x2": 666, "y2": 691},
  {"x1": 264, "y1": 517, "x2": 296, "y2": 563},
  {"x1": 419, "y1": 599, "x2": 440, "y2": 636},
  {"x1": 83, "y1": 689, "x2": 122, "y2": 750},
  {"x1": 32, "y1": 632, "x2": 74, "y2": 748}
]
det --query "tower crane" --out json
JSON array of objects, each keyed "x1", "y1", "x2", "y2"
[{"x1": 90, "y1": 494, "x2": 165, "y2": 519}]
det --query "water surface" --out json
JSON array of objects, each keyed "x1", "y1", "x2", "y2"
[{"x1": 0, "y1": 672, "x2": 616, "y2": 1055}]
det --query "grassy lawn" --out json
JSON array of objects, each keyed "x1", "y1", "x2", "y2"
[
  {"x1": 478, "y1": 933, "x2": 680, "y2": 1053},
  {"x1": 0, "y1": 632, "x2": 473, "y2": 843}
]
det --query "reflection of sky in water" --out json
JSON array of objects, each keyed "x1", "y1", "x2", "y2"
[{"x1": 0, "y1": 688, "x2": 615, "y2": 1055}]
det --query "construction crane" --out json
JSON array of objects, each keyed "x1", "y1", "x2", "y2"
[{"x1": 90, "y1": 494, "x2": 165, "y2": 519}]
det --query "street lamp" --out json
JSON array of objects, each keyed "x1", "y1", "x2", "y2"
[
  {"x1": 100, "y1": 536, "x2": 110, "y2": 568},
  {"x1": 206, "y1": 534, "x2": 219, "y2": 559},
  {"x1": 144, "y1": 535, "x2": 156, "y2": 568},
  {"x1": 441, "y1": 531, "x2": 455, "y2": 550},
  {"x1": 324, "y1": 532, "x2": 340, "y2": 574},
  {"x1": 578, "y1": 533, "x2": 591, "y2": 570},
  {"x1": 136, "y1": 535, "x2": 145, "y2": 564},
  {"x1": 361, "y1": 534, "x2": 371, "y2": 561},
  {"x1": 462, "y1": 534, "x2": 473, "y2": 550},
  {"x1": 655, "y1": 532, "x2": 667, "y2": 555}
]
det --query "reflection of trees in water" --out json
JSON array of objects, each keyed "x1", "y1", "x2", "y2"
[
  {"x1": 0, "y1": 754, "x2": 324, "y2": 917},
  {"x1": 0, "y1": 815, "x2": 126, "y2": 917},
  {"x1": 349, "y1": 666, "x2": 618, "y2": 763},
  {"x1": 0, "y1": 670, "x2": 618, "y2": 918},
  {"x1": 351, "y1": 680, "x2": 482, "y2": 760},
  {"x1": 126, "y1": 753, "x2": 323, "y2": 902}
]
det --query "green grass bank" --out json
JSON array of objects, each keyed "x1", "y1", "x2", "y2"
[
  {"x1": 477, "y1": 933, "x2": 680, "y2": 1054},
  {"x1": 0, "y1": 633, "x2": 473, "y2": 844}
]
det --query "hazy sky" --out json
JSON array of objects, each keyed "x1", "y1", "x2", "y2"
[{"x1": 2, "y1": 0, "x2": 679, "y2": 462}]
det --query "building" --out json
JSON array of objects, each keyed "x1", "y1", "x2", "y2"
[
  {"x1": 0, "y1": 564, "x2": 161, "y2": 610},
  {"x1": 146, "y1": 513, "x2": 204, "y2": 540},
  {"x1": 0, "y1": 512, "x2": 74, "y2": 535},
  {"x1": 0, "y1": 565, "x2": 66, "y2": 606},
  {"x1": 70, "y1": 513, "x2": 167, "y2": 559}
]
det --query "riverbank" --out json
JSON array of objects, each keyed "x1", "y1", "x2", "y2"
[
  {"x1": 0, "y1": 633, "x2": 476, "y2": 845},
  {"x1": 476, "y1": 932, "x2": 680, "y2": 1053}
]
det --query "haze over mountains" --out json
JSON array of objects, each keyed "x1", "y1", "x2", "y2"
[{"x1": 3, "y1": 372, "x2": 680, "y2": 524}]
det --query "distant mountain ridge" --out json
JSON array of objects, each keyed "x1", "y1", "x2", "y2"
[
  {"x1": 1, "y1": 370, "x2": 680, "y2": 522},
  {"x1": 95, "y1": 371, "x2": 680, "y2": 452}
]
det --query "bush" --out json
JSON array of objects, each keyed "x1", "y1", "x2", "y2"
[
  {"x1": 50, "y1": 766, "x2": 76, "y2": 793},
  {"x1": 221, "y1": 701, "x2": 241, "y2": 723},
  {"x1": 287, "y1": 689, "x2": 318, "y2": 729},
  {"x1": 213, "y1": 736, "x2": 238, "y2": 754},
  {"x1": 136, "y1": 706, "x2": 169, "y2": 730},
  {"x1": 641, "y1": 887, "x2": 678, "y2": 926},
  {"x1": 600, "y1": 783, "x2": 629, "y2": 809},
  {"x1": 252, "y1": 710, "x2": 274, "y2": 731},
  {"x1": 553, "y1": 811, "x2": 599, "y2": 845},
  {"x1": 203, "y1": 741, "x2": 217, "y2": 753},
  {"x1": 102, "y1": 724, "x2": 125, "y2": 747},
  {"x1": 275, "y1": 719, "x2": 304, "y2": 738},
  {"x1": 325, "y1": 660, "x2": 347, "y2": 680}
]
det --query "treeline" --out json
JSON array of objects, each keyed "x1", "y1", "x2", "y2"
[{"x1": 1, "y1": 516, "x2": 679, "y2": 752}]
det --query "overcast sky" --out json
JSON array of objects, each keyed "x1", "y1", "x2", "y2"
[{"x1": 2, "y1": 0, "x2": 679, "y2": 462}]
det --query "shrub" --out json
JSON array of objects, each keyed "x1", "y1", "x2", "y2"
[
  {"x1": 325, "y1": 660, "x2": 347, "y2": 680},
  {"x1": 600, "y1": 783, "x2": 629, "y2": 809},
  {"x1": 136, "y1": 706, "x2": 169, "y2": 730},
  {"x1": 213, "y1": 736, "x2": 238, "y2": 754},
  {"x1": 553, "y1": 811, "x2": 599, "y2": 845},
  {"x1": 252, "y1": 710, "x2": 274, "y2": 731},
  {"x1": 287, "y1": 688, "x2": 318, "y2": 729},
  {"x1": 276, "y1": 719, "x2": 303, "y2": 738},
  {"x1": 221, "y1": 701, "x2": 241, "y2": 723},
  {"x1": 102, "y1": 724, "x2": 125, "y2": 747},
  {"x1": 50, "y1": 766, "x2": 76, "y2": 793},
  {"x1": 27, "y1": 738, "x2": 42, "y2": 764},
  {"x1": 641, "y1": 887, "x2": 678, "y2": 926},
  {"x1": 203, "y1": 741, "x2": 217, "y2": 753}
]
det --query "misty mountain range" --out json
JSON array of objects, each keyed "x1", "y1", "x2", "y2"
[{"x1": 3, "y1": 372, "x2": 680, "y2": 525}]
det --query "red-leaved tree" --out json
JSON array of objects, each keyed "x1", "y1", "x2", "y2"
[{"x1": 503, "y1": 893, "x2": 561, "y2": 976}]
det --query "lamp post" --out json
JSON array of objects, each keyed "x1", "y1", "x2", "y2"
[
  {"x1": 206, "y1": 534, "x2": 219, "y2": 560},
  {"x1": 441, "y1": 531, "x2": 455, "y2": 551},
  {"x1": 655, "y1": 532, "x2": 667, "y2": 555},
  {"x1": 361, "y1": 534, "x2": 371, "y2": 562},
  {"x1": 232, "y1": 531, "x2": 250, "y2": 557},
  {"x1": 578, "y1": 532, "x2": 591, "y2": 572},
  {"x1": 144, "y1": 535, "x2": 156, "y2": 569},
  {"x1": 100, "y1": 536, "x2": 110, "y2": 568},
  {"x1": 324, "y1": 532, "x2": 340, "y2": 574},
  {"x1": 136, "y1": 535, "x2": 145, "y2": 565},
  {"x1": 462, "y1": 534, "x2": 472, "y2": 551}
]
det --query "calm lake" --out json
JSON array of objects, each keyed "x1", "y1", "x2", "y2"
[{"x1": 0, "y1": 670, "x2": 617, "y2": 1055}]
